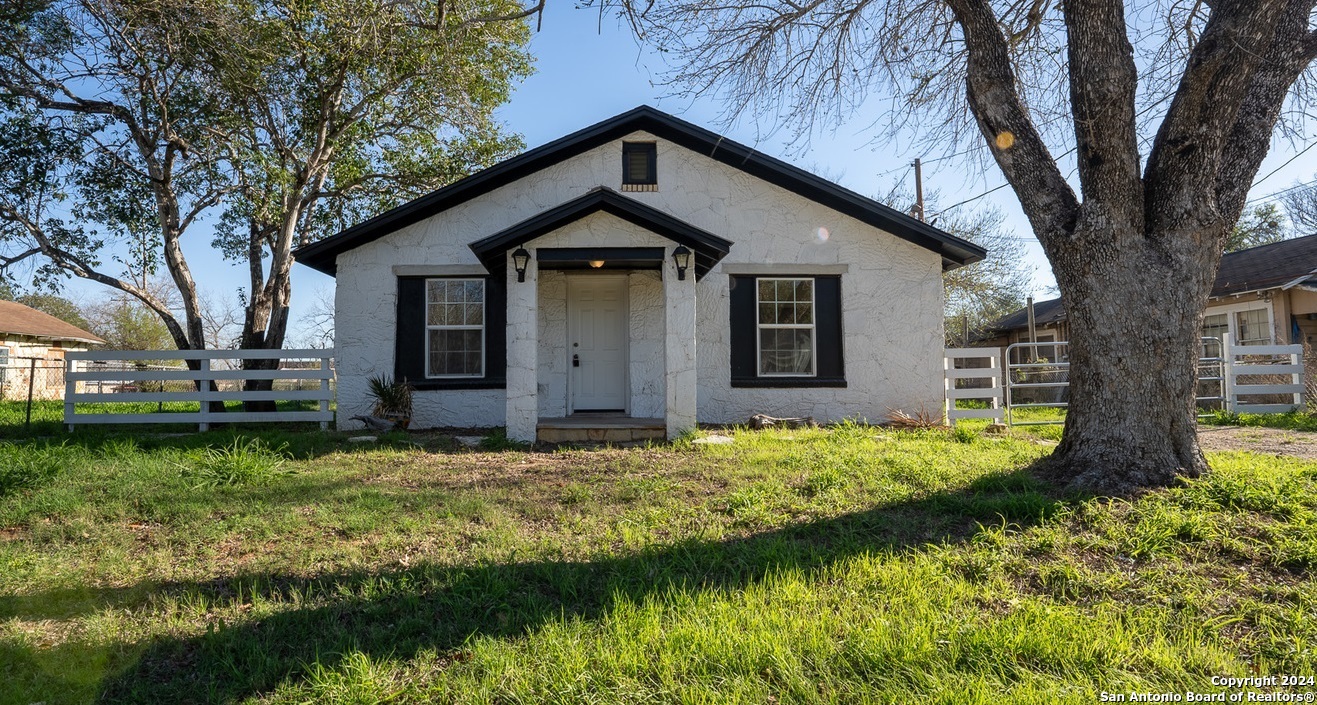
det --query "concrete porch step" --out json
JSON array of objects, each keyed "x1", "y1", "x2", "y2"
[{"x1": 537, "y1": 416, "x2": 666, "y2": 443}]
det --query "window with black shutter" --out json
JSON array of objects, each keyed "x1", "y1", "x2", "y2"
[
  {"x1": 395, "y1": 276, "x2": 506, "y2": 389},
  {"x1": 729, "y1": 274, "x2": 845, "y2": 387}
]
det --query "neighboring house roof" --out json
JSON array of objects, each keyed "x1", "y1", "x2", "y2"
[
  {"x1": 984, "y1": 235, "x2": 1317, "y2": 335},
  {"x1": 1213, "y1": 233, "x2": 1317, "y2": 296},
  {"x1": 983, "y1": 297, "x2": 1066, "y2": 333},
  {"x1": 293, "y1": 105, "x2": 987, "y2": 276},
  {"x1": 0, "y1": 300, "x2": 105, "y2": 345}
]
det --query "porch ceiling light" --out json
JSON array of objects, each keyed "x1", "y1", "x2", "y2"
[
  {"x1": 512, "y1": 247, "x2": 531, "y2": 282},
  {"x1": 589, "y1": 260, "x2": 605, "y2": 268},
  {"x1": 672, "y1": 245, "x2": 692, "y2": 281}
]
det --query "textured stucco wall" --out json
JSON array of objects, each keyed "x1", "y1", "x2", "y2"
[
  {"x1": 627, "y1": 271, "x2": 665, "y2": 419},
  {"x1": 332, "y1": 129, "x2": 945, "y2": 430}
]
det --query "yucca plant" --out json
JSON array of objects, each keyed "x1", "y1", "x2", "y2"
[{"x1": 366, "y1": 375, "x2": 413, "y2": 428}]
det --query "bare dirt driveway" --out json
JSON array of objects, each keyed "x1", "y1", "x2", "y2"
[{"x1": 1197, "y1": 424, "x2": 1317, "y2": 460}]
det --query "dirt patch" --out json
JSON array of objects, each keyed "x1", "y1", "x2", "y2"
[{"x1": 1197, "y1": 425, "x2": 1317, "y2": 460}]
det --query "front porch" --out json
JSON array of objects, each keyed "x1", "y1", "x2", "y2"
[{"x1": 468, "y1": 188, "x2": 732, "y2": 443}]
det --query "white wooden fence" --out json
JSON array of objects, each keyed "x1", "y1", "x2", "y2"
[
  {"x1": 945, "y1": 334, "x2": 1306, "y2": 426},
  {"x1": 944, "y1": 348, "x2": 1004, "y2": 426},
  {"x1": 64, "y1": 349, "x2": 334, "y2": 431},
  {"x1": 1225, "y1": 339, "x2": 1305, "y2": 414}
]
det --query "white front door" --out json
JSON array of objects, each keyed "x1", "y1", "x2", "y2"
[{"x1": 568, "y1": 275, "x2": 629, "y2": 412}]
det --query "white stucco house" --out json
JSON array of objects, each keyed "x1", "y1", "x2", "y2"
[{"x1": 294, "y1": 107, "x2": 986, "y2": 442}]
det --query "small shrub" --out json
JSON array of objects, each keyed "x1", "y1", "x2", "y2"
[
  {"x1": 950, "y1": 426, "x2": 977, "y2": 444},
  {"x1": 0, "y1": 442, "x2": 75, "y2": 497},
  {"x1": 365, "y1": 375, "x2": 414, "y2": 426},
  {"x1": 885, "y1": 407, "x2": 948, "y2": 430},
  {"x1": 177, "y1": 438, "x2": 292, "y2": 489}
]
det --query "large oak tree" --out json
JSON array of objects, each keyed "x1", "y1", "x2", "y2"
[
  {"x1": 0, "y1": 0, "x2": 532, "y2": 365},
  {"x1": 614, "y1": 0, "x2": 1317, "y2": 493}
]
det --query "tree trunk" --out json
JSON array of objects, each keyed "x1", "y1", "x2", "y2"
[
  {"x1": 1038, "y1": 223, "x2": 1221, "y2": 495},
  {"x1": 240, "y1": 216, "x2": 298, "y2": 413}
]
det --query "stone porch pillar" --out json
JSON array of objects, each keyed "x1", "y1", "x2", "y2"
[
  {"x1": 506, "y1": 251, "x2": 538, "y2": 442},
  {"x1": 663, "y1": 259, "x2": 697, "y2": 438}
]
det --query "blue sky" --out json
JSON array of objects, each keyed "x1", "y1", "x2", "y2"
[{"x1": 52, "y1": 6, "x2": 1317, "y2": 340}]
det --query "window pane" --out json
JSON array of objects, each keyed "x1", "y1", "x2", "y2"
[
  {"x1": 758, "y1": 280, "x2": 774, "y2": 301},
  {"x1": 795, "y1": 279, "x2": 812, "y2": 301},
  {"x1": 426, "y1": 280, "x2": 445, "y2": 301},
  {"x1": 1202, "y1": 314, "x2": 1228, "y2": 340},
  {"x1": 626, "y1": 152, "x2": 649, "y2": 181},
  {"x1": 758, "y1": 303, "x2": 775, "y2": 325},
  {"x1": 760, "y1": 328, "x2": 814, "y2": 375},
  {"x1": 427, "y1": 303, "x2": 447, "y2": 326},
  {"x1": 465, "y1": 304, "x2": 484, "y2": 325},
  {"x1": 796, "y1": 303, "x2": 813, "y2": 324},
  {"x1": 428, "y1": 329, "x2": 483, "y2": 376},
  {"x1": 1236, "y1": 309, "x2": 1270, "y2": 344},
  {"x1": 465, "y1": 280, "x2": 484, "y2": 302},
  {"x1": 778, "y1": 303, "x2": 796, "y2": 325}
]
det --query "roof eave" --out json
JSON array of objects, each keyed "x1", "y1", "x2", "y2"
[{"x1": 293, "y1": 105, "x2": 987, "y2": 275}]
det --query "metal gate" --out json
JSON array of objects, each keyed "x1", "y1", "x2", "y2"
[{"x1": 1001, "y1": 337, "x2": 1228, "y2": 426}]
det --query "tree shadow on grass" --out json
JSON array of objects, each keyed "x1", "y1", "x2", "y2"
[{"x1": 1, "y1": 468, "x2": 1084, "y2": 704}]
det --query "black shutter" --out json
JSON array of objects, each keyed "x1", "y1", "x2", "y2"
[
  {"x1": 394, "y1": 275, "x2": 506, "y2": 390},
  {"x1": 813, "y1": 276, "x2": 845, "y2": 382},
  {"x1": 395, "y1": 277, "x2": 426, "y2": 385},
  {"x1": 729, "y1": 274, "x2": 846, "y2": 388},
  {"x1": 729, "y1": 275, "x2": 758, "y2": 382},
  {"x1": 484, "y1": 274, "x2": 507, "y2": 384}
]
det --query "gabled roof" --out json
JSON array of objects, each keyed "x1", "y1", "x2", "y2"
[
  {"x1": 292, "y1": 105, "x2": 987, "y2": 276},
  {"x1": 468, "y1": 187, "x2": 732, "y2": 280},
  {"x1": 0, "y1": 300, "x2": 105, "y2": 345},
  {"x1": 1213, "y1": 233, "x2": 1317, "y2": 297}
]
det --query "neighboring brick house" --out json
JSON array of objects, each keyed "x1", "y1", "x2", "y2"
[{"x1": 0, "y1": 300, "x2": 105, "y2": 400}]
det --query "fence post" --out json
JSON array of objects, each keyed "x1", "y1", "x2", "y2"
[
  {"x1": 24, "y1": 357, "x2": 36, "y2": 430},
  {"x1": 943, "y1": 352, "x2": 952, "y2": 425},
  {"x1": 319, "y1": 355, "x2": 331, "y2": 431},
  {"x1": 1292, "y1": 347, "x2": 1303, "y2": 409},
  {"x1": 65, "y1": 358, "x2": 76, "y2": 432},
  {"x1": 197, "y1": 357, "x2": 211, "y2": 432},
  {"x1": 1222, "y1": 332, "x2": 1235, "y2": 413},
  {"x1": 989, "y1": 353, "x2": 1001, "y2": 413}
]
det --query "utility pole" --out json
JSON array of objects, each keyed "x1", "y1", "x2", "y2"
[
  {"x1": 912, "y1": 158, "x2": 925, "y2": 222},
  {"x1": 1026, "y1": 295, "x2": 1037, "y2": 346}
]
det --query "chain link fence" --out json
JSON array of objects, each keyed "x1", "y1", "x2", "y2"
[{"x1": 0, "y1": 358, "x2": 69, "y2": 431}]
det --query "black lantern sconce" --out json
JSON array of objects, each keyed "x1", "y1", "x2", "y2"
[
  {"x1": 511, "y1": 247, "x2": 531, "y2": 282},
  {"x1": 672, "y1": 245, "x2": 692, "y2": 281}
]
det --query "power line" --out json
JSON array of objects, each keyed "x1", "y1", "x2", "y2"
[
  {"x1": 1250, "y1": 141, "x2": 1317, "y2": 191},
  {"x1": 929, "y1": 182, "x2": 1011, "y2": 217},
  {"x1": 1246, "y1": 177, "x2": 1317, "y2": 207}
]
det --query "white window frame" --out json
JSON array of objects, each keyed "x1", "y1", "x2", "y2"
[
  {"x1": 424, "y1": 278, "x2": 486, "y2": 379},
  {"x1": 756, "y1": 277, "x2": 818, "y2": 378},
  {"x1": 1203, "y1": 299, "x2": 1275, "y2": 347},
  {"x1": 0, "y1": 346, "x2": 8, "y2": 366}
]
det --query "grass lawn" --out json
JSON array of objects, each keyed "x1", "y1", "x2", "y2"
[{"x1": 2, "y1": 423, "x2": 1316, "y2": 703}]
